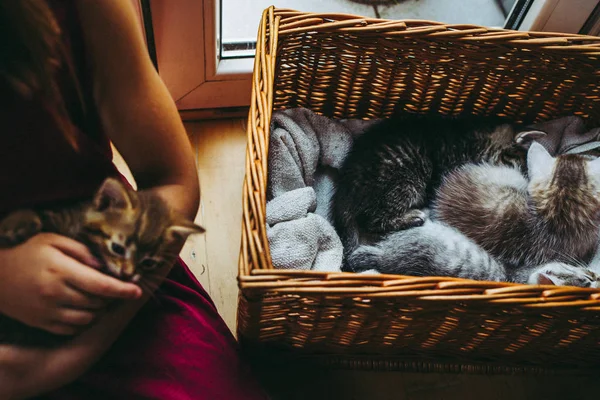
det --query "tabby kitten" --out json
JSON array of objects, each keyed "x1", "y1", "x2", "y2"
[
  {"x1": 434, "y1": 142, "x2": 600, "y2": 268},
  {"x1": 346, "y1": 219, "x2": 600, "y2": 288},
  {"x1": 332, "y1": 114, "x2": 545, "y2": 257},
  {"x1": 0, "y1": 177, "x2": 205, "y2": 347}
]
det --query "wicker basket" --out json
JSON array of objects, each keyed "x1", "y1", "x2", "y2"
[{"x1": 238, "y1": 6, "x2": 600, "y2": 373}]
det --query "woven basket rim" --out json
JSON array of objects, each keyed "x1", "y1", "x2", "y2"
[{"x1": 273, "y1": 7, "x2": 600, "y2": 52}]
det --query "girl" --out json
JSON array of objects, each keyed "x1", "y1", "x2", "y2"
[{"x1": 0, "y1": 1, "x2": 268, "y2": 399}]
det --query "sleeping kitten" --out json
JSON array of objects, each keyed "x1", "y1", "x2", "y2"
[
  {"x1": 332, "y1": 114, "x2": 546, "y2": 256},
  {"x1": 0, "y1": 177, "x2": 205, "y2": 347},
  {"x1": 434, "y1": 142, "x2": 600, "y2": 267},
  {"x1": 346, "y1": 220, "x2": 600, "y2": 288}
]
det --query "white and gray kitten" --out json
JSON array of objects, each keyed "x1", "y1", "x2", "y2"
[{"x1": 433, "y1": 142, "x2": 600, "y2": 268}]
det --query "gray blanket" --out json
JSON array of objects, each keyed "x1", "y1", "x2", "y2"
[
  {"x1": 531, "y1": 116, "x2": 600, "y2": 156},
  {"x1": 267, "y1": 108, "x2": 377, "y2": 271},
  {"x1": 266, "y1": 108, "x2": 600, "y2": 272}
]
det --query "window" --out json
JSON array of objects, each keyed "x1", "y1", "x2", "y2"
[{"x1": 141, "y1": 0, "x2": 600, "y2": 113}]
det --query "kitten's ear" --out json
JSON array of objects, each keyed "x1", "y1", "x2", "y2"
[
  {"x1": 587, "y1": 156, "x2": 600, "y2": 178},
  {"x1": 166, "y1": 220, "x2": 205, "y2": 242},
  {"x1": 93, "y1": 178, "x2": 134, "y2": 211},
  {"x1": 536, "y1": 272, "x2": 559, "y2": 286},
  {"x1": 515, "y1": 130, "x2": 547, "y2": 149},
  {"x1": 527, "y1": 142, "x2": 554, "y2": 180}
]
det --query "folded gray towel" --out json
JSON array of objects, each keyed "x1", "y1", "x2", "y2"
[
  {"x1": 267, "y1": 187, "x2": 342, "y2": 271},
  {"x1": 267, "y1": 108, "x2": 377, "y2": 272}
]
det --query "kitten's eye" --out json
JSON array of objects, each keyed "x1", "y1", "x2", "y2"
[
  {"x1": 85, "y1": 227, "x2": 111, "y2": 238},
  {"x1": 111, "y1": 243, "x2": 126, "y2": 256},
  {"x1": 139, "y1": 258, "x2": 158, "y2": 270}
]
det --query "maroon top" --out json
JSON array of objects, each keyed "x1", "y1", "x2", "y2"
[
  {"x1": 0, "y1": 2, "x2": 267, "y2": 399},
  {"x1": 0, "y1": 1, "x2": 117, "y2": 216}
]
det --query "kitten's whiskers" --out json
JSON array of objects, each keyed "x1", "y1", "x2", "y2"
[{"x1": 550, "y1": 249, "x2": 588, "y2": 270}]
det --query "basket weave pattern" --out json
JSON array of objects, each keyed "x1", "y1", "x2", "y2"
[{"x1": 238, "y1": 7, "x2": 600, "y2": 370}]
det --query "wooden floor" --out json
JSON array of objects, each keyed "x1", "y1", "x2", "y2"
[
  {"x1": 114, "y1": 118, "x2": 600, "y2": 400},
  {"x1": 112, "y1": 118, "x2": 246, "y2": 330}
]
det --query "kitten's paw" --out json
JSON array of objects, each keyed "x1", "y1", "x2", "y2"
[
  {"x1": 388, "y1": 209, "x2": 426, "y2": 231},
  {"x1": 0, "y1": 211, "x2": 42, "y2": 245}
]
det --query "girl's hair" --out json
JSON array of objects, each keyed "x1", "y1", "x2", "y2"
[{"x1": 0, "y1": 0, "x2": 83, "y2": 149}]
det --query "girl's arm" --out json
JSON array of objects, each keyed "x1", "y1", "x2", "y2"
[
  {"x1": 82, "y1": 0, "x2": 200, "y2": 219},
  {"x1": 0, "y1": 1, "x2": 200, "y2": 397}
]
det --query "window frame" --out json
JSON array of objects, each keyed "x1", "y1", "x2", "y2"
[
  {"x1": 144, "y1": 0, "x2": 252, "y2": 113},
  {"x1": 519, "y1": 0, "x2": 599, "y2": 33}
]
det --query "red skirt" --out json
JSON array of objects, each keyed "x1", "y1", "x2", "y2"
[{"x1": 38, "y1": 260, "x2": 269, "y2": 400}]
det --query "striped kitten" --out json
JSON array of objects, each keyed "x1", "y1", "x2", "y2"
[
  {"x1": 0, "y1": 177, "x2": 205, "y2": 347},
  {"x1": 433, "y1": 142, "x2": 600, "y2": 268},
  {"x1": 333, "y1": 114, "x2": 546, "y2": 257},
  {"x1": 346, "y1": 220, "x2": 600, "y2": 287}
]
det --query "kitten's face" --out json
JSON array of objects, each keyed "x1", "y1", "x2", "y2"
[
  {"x1": 80, "y1": 178, "x2": 204, "y2": 282},
  {"x1": 529, "y1": 262, "x2": 600, "y2": 288}
]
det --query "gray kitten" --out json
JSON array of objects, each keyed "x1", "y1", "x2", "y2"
[
  {"x1": 347, "y1": 220, "x2": 600, "y2": 287},
  {"x1": 434, "y1": 142, "x2": 600, "y2": 268},
  {"x1": 333, "y1": 115, "x2": 545, "y2": 258}
]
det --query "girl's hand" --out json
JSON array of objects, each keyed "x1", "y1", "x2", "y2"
[{"x1": 0, "y1": 233, "x2": 142, "y2": 335}]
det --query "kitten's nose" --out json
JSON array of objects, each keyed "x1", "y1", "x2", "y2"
[
  {"x1": 111, "y1": 242, "x2": 126, "y2": 256},
  {"x1": 122, "y1": 262, "x2": 136, "y2": 281}
]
